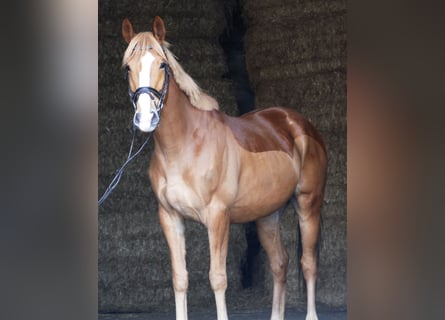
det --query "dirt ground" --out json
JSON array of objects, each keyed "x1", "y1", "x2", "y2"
[{"x1": 99, "y1": 308, "x2": 347, "y2": 320}]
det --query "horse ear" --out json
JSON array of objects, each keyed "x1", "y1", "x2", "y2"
[
  {"x1": 122, "y1": 18, "x2": 135, "y2": 44},
  {"x1": 153, "y1": 16, "x2": 166, "y2": 43}
]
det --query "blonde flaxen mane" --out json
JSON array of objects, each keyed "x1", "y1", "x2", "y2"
[{"x1": 122, "y1": 32, "x2": 218, "y2": 111}]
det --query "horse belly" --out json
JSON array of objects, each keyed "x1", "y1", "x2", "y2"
[{"x1": 229, "y1": 150, "x2": 299, "y2": 223}]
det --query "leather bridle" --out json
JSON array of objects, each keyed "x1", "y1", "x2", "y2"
[{"x1": 127, "y1": 61, "x2": 170, "y2": 127}]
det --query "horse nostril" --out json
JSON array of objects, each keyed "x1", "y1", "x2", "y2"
[
  {"x1": 151, "y1": 110, "x2": 160, "y2": 123},
  {"x1": 134, "y1": 112, "x2": 141, "y2": 125}
]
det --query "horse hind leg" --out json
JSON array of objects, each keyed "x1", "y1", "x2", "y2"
[
  {"x1": 291, "y1": 132, "x2": 326, "y2": 320},
  {"x1": 295, "y1": 189, "x2": 323, "y2": 320},
  {"x1": 256, "y1": 209, "x2": 289, "y2": 320}
]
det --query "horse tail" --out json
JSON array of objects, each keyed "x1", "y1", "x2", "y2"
[
  {"x1": 291, "y1": 198, "x2": 305, "y2": 292},
  {"x1": 297, "y1": 211, "x2": 304, "y2": 292}
]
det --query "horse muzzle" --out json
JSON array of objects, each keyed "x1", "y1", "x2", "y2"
[
  {"x1": 133, "y1": 93, "x2": 161, "y2": 132},
  {"x1": 133, "y1": 109, "x2": 160, "y2": 132}
]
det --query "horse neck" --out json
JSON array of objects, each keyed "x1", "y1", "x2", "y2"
[{"x1": 153, "y1": 78, "x2": 202, "y2": 156}]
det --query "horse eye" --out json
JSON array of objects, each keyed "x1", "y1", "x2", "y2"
[{"x1": 160, "y1": 62, "x2": 166, "y2": 69}]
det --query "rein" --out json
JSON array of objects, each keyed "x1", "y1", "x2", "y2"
[{"x1": 98, "y1": 62, "x2": 170, "y2": 206}]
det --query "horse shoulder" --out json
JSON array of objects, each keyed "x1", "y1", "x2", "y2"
[{"x1": 148, "y1": 152, "x2": 169, "y2": 206}]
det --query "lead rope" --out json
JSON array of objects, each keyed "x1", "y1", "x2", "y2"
[{"x1": 98, "y1": 126, "x2": 152, "y2": 206}]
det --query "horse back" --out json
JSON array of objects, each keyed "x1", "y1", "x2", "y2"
[{"x1": 220, "y1": 107, "x2": 326, "y2": 157}]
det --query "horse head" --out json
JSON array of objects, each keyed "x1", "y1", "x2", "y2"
[{"x1": 121, "y1": 17, "x2": 169, "y2": 132}]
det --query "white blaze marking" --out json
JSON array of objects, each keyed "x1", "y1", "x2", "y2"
[
  {"x1": 136, "y1": 51, "x2": 156, "y2": 132},
  {"x1": 139, "y1": 51, "x2": 155, "y2": 87}
]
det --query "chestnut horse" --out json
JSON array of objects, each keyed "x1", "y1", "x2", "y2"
[{"x1": 121, "y1": 16, "x2": 327, "y2": 320}]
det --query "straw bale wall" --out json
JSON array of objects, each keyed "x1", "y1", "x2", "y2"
[{"x1": 99, "y1": 0, "x2": 346, "y2": 313}]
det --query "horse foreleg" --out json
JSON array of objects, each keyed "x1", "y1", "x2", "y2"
[
  {"x1": 256, "y1": 211, "x2": 289, "y2": 320},
  {"x1": 297, "y1": 192, "x2": 322, "y2": 320},
  {"x1": 207, "y1": 210, "x2": 230, "y2": 320},
  {"x1": 159, "y1": 206, "x2": 188, "y2": 320}
]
